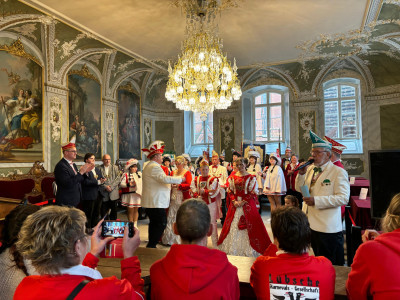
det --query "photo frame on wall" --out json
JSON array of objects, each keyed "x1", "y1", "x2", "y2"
[
  {"x1": 0, "y1": 39, "x2": 43, "y2": 162},
  {"x1": 68, "y1": 64, "x2": 102, "y2": 159},
  {"x1": 118, "y1": 82, "x2": 141, "y2": 159}
]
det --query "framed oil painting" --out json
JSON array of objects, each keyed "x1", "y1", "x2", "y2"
[
  {"x1": 118, "y1": 86, "x2": 140, "y2": 159},
  {"x1": 0, "y1": 40, "x2": 43, "y2": 162},
  {"x1": 68, "y1": 66, "x2": 102, "y2": 159}
]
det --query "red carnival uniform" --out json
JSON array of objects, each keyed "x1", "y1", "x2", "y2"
[{"x1": 191, "y1": 175, "x2": 220, "y2": 246}]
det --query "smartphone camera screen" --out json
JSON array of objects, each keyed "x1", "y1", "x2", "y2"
[{"x1": 102, "y1": 221, "x2": 127, "y2": 238}]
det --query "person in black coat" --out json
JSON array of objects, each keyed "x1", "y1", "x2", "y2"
[
  {"x1": 54, "y1": 138, "x2": 94, "y2": 207},
  {"x1": 81, "y1": 152, "x2": 106, "y2": 228}
]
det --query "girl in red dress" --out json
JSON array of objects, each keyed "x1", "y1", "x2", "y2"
[{"x1": 218, "y1": 158, "x2": 271, "y2": 257}]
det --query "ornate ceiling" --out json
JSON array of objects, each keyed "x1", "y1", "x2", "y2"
[{"x1": 24, "y1": 0, "x2": 370, "y2": 67}]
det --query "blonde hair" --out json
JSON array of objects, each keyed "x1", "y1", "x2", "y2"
[
  {"x1": 16, "y1": 206, "x2": 86, "y2": 274},
  {"x1": 175, "y1": 155, "x2": 185, "y2": 165},
  {"x1": 382, "y1": 193, "x2": 400, "y2": 233}
]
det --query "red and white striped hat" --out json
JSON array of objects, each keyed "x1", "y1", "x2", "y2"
[
  {"x1": 324, "y1": 136, "x2": 346, "y2": 155},
  {"x1": 141, "y1": 140, "x2": 165, "y2": 158}
]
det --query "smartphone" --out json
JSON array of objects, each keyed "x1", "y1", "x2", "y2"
[{"x1": 101, "y1": 221, "x2": 133, "y2": 238}]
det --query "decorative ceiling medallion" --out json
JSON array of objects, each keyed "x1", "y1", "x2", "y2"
[
  {"x1": 0, "y1": 38, "x2": 41, "y2": 65},
  {"x1": 68, "y1": 64, "x2": 99, "y2": 83}
]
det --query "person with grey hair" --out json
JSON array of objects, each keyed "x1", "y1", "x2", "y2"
[
  {"x1": 13, "y1": 206, "x2": 145, "y2": 300},
  {"x1": 150, "y1": 199, "x2": 239, "y2": 299},
  {"x1": 295, "y1": 130, "x2": 350, "y2": 266}
]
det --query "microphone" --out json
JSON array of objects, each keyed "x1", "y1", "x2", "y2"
[{"x1": 293, "y1": 159, "x2": 314, "y2": 172}]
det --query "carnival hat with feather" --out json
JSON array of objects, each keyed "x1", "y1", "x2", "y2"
[{"x1": 141, "y1": 140, "x2": 165, "y2": 158}]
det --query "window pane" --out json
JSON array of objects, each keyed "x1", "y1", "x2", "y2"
[
  {"x1": 324, "y1": 101, "x2": 339, "y2": 138},
  {"x1": 269, "y1": 105, "x2": 282, "y2": 141},
  {"x1": 206, "y1": 112, "x2": 213, "y2": 143},
  {"x1": 194, "y1": 112, "x2": 202, "y2": 122},
  {"x1": 324, "y1": 86, "x2": 338, "y2": 99},
  {"x1": 270, "y1": 93, "x2": 281, "y2": 104},
  {"x1": 255, "y1": 107, "x2": 268, "y2": 141},
  {"x1": 194, "y1": 122, "x2": 204, "y2": 144},
  {"x1": 255, "y1": 93, "x2": 267, "y2": 105},
  {"x1": 341, "y1": 100, "x2": 357, "y2": 138},
  {"x1": 341, "y1": 85, "x2": 355, "y2": 97}
]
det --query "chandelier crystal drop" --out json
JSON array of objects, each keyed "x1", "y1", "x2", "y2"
[{"x1": 165, "y1": 1, "x2": 242, "y2": 118}]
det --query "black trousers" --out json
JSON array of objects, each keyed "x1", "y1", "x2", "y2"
[
  {"x1": 146, "y1": 208, "x2": 167, "y2": 248},
  {"x1": 220, "y1": 198, "x2": 227, "y2": 225},
  {"x1": 101, "y1": 199, "x2": 118, "y2": 220},
  {"x1": 311, "y1": 229, "x2": 345, "y2": 266},
  {"x1": 81, "y1": 199, "x2": 96, "y2": 229}
]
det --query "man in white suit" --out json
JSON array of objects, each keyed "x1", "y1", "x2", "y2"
[
  {"x1": 209, "y1": 150, "x2": 228, "y2": 224},
  {"x1": 141, "y1": 141, "x2": 185, "y2": 248},
  {"x1": 295, "y1": 131, "x2": 350, "y2": 265}
]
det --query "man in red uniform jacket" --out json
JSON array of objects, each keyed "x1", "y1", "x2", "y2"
[
  {"x1": 251, "y1": 206, "x2": 335, "y2": 300},
  {"x1": 150, "y1": 198, "x2": 239, "y2": 300}
]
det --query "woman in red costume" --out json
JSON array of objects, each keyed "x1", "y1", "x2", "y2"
[
  {"x1": 162, "y1": 155, "x2": 192, "y2": 246},
  {"x1": 218, "y1": 158, "x2": 271, "y2": 257}
]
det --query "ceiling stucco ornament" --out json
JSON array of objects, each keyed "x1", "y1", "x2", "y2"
[
  {"x1": 165, "y1": 0, "x2": 242, "y2": 121},
  {"x1": 385, "y1": 0, "x2": 400, "y2": 6},
  {"x1": 296, "y1": 19, "x2": 400, "y2": 61}
]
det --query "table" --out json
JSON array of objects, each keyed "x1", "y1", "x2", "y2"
[
  {"x1": 97, "y1": 247, "x2": 350, "y2": 299},
  {"x1": 350, "y1": 179, "x2": 370, "y2": 197},
  {"x1": 349, "y1": 196, "x2": 373, "y2": 229}
]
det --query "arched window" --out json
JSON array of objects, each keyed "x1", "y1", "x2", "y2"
[
  {"x1": 323, "y1": 78, "x2": 362, "y2": 153},
  {"x1": 242, "y1": 85, "x2": 289, "y2": 153},
  {"x1": 254, "y1": 91, "x2": 283, "y2": 142}
]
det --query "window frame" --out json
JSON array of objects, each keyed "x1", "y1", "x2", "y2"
[
  {"x1": 323, "y1": 80, "x2": 360, "y2": 140},
  {"x1": 253, "y1": 89, "x2": 285, "y2": 143},
  {"x1": 191, "y1": 112, "x2": 213, "y2": 146},
  {"x1": 322, "y1": 78, "x2": 363, "y2": 154}
]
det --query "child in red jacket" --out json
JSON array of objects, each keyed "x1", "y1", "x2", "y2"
[{"x1": 150, "y1": 198, "x2": 240, "y2": 300}]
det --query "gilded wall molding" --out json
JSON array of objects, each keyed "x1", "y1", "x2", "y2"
[
  {"x1": 0, "y1": 38, "x2": 41, "y2": 65},
  {"x1": 67, "y1": 63, "x2": 99, "y2": 83},
  {"x1": 58, "y1": 48, "x2": 113, "y2": 85},
  {"x1": 118, "y1": 81, "x2": 139, "y2": 95}
]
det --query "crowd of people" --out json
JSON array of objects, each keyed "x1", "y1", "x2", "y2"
[{"x1": 0, "y1": 130, "x2": 399, "y2": 299}]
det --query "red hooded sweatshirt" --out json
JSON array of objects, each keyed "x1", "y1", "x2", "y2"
[
  {"x1": 347, "y1": 228, "x2": 400, "y2": 300},
  {"x1": 150, "y1": 244, "x2": 239, "y2": 300}
]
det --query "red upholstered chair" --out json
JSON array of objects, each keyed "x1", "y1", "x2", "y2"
[
  {"x1": 41, "y1": 177, "x2": 55, "y2": 201},
  {"x1": 0, "y1": 179, "x2": 35, "y2": 200}
]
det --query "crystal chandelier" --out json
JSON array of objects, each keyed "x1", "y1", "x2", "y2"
[{"x1": 165, "y1": 0, "x2": 242, "y2": 121}]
